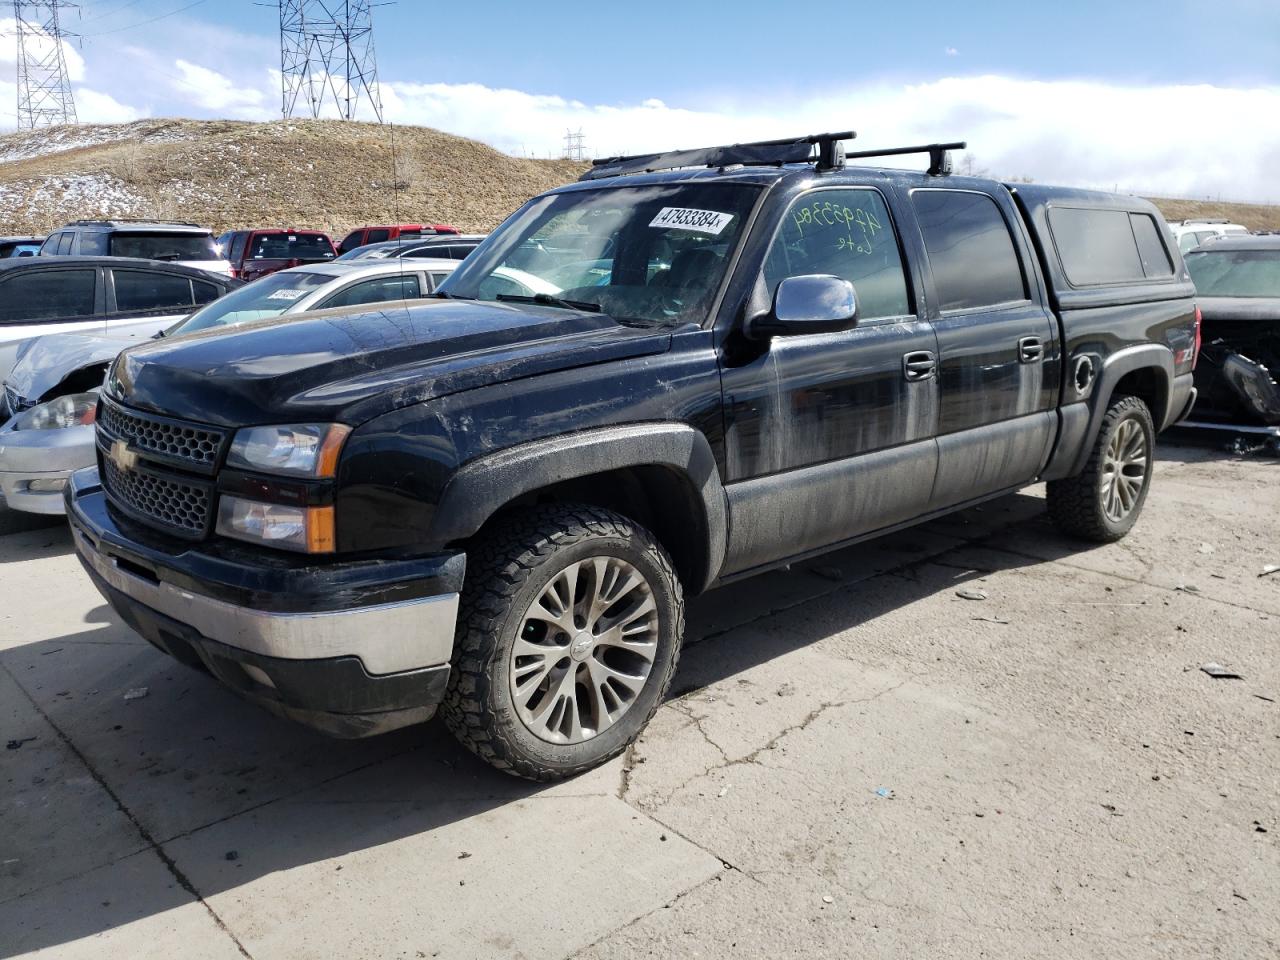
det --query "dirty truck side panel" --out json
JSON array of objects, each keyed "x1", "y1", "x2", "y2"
[{"x1": 714, "y1": 177, "x2": 941, "y2": 576}]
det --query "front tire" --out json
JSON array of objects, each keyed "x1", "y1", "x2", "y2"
[
  {"x1": 441, "y1": 504, "x2": 684, "y2": 781},
  {"x1": 1047, "y1": 394, "x2": 1155, "y2": 543}
]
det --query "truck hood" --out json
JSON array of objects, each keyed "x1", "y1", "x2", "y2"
[
  {"x1": 1198, "y1": 297, "x2": 1280, "y2": 323},
  {"x1": 110, "y1": 299, "x2": 673, "y2": 426},
  {"x1": 4, "y1": 318, "x2": 171, "y2": 403}
]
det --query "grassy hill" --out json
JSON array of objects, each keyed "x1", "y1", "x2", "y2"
[
  {"x1": 0, "y1": 118, "x2": 586, "y2": 237},
  {"x1": 2, "y1": 118, "x2": 1277, "y2": 237}
]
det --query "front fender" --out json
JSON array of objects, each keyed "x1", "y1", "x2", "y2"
[{"x1": 431, "y1": 423, "x2": 728, "y2": 591}]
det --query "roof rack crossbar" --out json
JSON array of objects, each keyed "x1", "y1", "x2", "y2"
[
  {"x1": 66, "y1": 218, "x2": 204, "y2": 227},
  {"x1": 581, "y1": 131, "x2": 856, "y2": 181},
  {"x1": 844, "y1": 141, "x2": 967, "y2": 177}
]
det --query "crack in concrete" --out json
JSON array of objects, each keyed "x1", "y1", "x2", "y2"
[{"x1": 0, "y1": 659, "x2": 256, "y2": 959}]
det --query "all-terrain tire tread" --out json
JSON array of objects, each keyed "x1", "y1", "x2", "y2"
[
  {"x1": 441, "y1": 503, "x2": 684, "y2": 782},
  {"x1": 1047, "y1": 394, "x2": 1153, "y2": 543}
]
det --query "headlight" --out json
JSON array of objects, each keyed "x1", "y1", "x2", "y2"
[
  {"x1": 226, "y1": 423, "x2": 350, "y2": 478},
  {"x1": 216, "y1": 496, "x2": 335, "y2": 553},
  {"x1": 11, "y1": 393, "x2": 98, "y2": 431}
]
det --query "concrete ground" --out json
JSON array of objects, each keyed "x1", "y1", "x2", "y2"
[{"x1": 1, "y1": 437, "x2": 1277, "y2": 959}]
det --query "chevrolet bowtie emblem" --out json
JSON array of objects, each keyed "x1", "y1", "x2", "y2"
[{"x1": 109, "y1": 439, "x2": 139, "y2": 472}]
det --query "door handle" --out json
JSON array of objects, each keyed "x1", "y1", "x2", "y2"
[
  {"x1": 902, "y1": 350, "x2": 936, "y2": 382},
  {"x1": 1018, "y1": 336, "x2": 1044, "y2": 363}
]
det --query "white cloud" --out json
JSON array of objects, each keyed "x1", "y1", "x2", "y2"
[
  {"x1": 381, "y1": 75, "x2": 1280, "y2": 202},
  {"x1": 170, "y1": 60, "x2": 271, "y2": 119},
  {"x1": 945, "y1": 47, "x2": 960, "y2": 56},
  {"x1": 74, "y1": 88, "x2": 146, "y2": 124}
]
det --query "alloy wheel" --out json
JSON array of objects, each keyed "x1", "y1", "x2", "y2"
[
  {"x1": 509, "y1": 556, "x2": 658, "y2": 744},
  {"x1": 1100, "y1": 417, "x2": 1148, "y2": 523}
]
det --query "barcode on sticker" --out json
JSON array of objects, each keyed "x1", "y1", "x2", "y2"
[{"x1": 649, "y1": 207, "x2": 734, "y2": 235}]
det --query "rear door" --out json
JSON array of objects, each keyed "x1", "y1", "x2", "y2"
[
  {"x1": 106, "y1": 268, "x2": 203, "y2": 334},
  {"x1": 718, "y1": 184, "x2": 941, "y2": 576},
  {"x1": 907, "y1": 186, "x2": 1059, "y2": 508}
]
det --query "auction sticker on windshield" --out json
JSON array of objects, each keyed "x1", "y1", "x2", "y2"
[
  {"x1": 649, "y1": 207, "x2": 735, "y2": 235},
  {"x1": 266, "y1": 289, "x2": 308, "y2": 301}
]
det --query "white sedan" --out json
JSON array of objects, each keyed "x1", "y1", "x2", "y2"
[{"x1": 0, "y1": 258, "x2": 461, "y2": 514}]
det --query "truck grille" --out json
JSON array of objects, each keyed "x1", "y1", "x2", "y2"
[
  {"x1": 98, "y1": 396, "x2": 226, "y2": 473},
  {"x1": 101, "y1": 455, "x2": 213, "y2": 538},
  {"x1": 96, "y1": 397, "x2": 226, "y2": 539}
]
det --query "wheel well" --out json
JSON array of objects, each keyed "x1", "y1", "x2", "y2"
[
  {"x1": 1110, "y1": 367, "x2": 1168, "y2": 429},
  {"x1": 38, "y1": 364, "x2": 109, "y2": 403},
  {"x1": 478, "y1": 465, "x2": 712, "y2": 594}
]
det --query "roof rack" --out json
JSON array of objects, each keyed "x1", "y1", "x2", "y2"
[
  {"x1": 66, "y1": 219, "x2": 204, "y2": 228},
  {"x1": 843, "y1": 142, "x2": 968, "y2": 177},
  {"x1": 1182, "y1": 218, "x2": 1231, "y2": 225},
  {"x1": 581, "y1": 131, "x2": 856, "y2": 181}
]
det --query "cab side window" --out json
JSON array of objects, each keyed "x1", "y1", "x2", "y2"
[
  {"x1": 911, "y1": 190, "x2": 1027, "y2": 311},
  {"x1": 0, "y1": 269, "x2": 97, "y2": 323},
  {"x1": 763, "y1": 188, "x2": 911, "y2": 322},
  {"x1": 56, "y1": 233, "x2": 75, "y2": 255}
]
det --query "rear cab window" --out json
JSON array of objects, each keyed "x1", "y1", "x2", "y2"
[
  {"x1": 1049, "y1": 207, "x2": 1175, "y2": 285},
  {"x1": 248, "y1": 233, "x2": 335, "y2": 260},
  {"x1": 911, "y1": 189, "x2": 1027, "y2": 310}
]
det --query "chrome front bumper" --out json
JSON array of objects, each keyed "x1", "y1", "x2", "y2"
[
  {"x1": 74, "y1": 525, "x2": 460, "y2": 675},
  {"x1": 0, "y1": 422, "x2": 95, "y2": 514},
  {"x1": 65, "y1": 467, "x2": 466, "y2": 736}
]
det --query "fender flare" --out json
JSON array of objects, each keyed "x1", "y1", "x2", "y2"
[
  {"x1": 1061, "y1": 343, "x2": 1174, "y2": 477},
  {"x1": 430, "y1": 423, "x2": 728, "y2": 592}
]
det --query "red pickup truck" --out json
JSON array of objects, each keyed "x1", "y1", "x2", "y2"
[
  {"x1": 336, "y1": 223, "x2": 460, "y2": 255},
  {"x1": 217, "y1": 228, "x2": 337, "y2": 281}
]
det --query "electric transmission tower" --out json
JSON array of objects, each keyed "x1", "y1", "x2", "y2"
[
  {"x1": 279, "y1": 0, "x2": 384, "y2": 123},
  {"x1": 562, "y1": 128, "x2": 587, "y2": 162},
  {"x1": 12, "y1": 0, "x2": 78, "y2": 129}
]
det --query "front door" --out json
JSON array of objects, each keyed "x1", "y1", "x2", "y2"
[{"x1": 719, "y1": 185, "x2": 940, "y2": 577}]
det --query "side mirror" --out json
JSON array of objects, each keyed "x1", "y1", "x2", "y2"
[{"x1": 745, "y1": 274, "x2": 858, "y2": 340}]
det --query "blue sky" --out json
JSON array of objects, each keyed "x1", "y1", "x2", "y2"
[{"x1": 4, "y1": 0, "x2": 1280, "y2": 199}]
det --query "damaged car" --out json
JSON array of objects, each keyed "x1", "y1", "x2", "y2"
[
  {"x1": 0, "y1": 258, "x2": 460, "y2": 513},
  {"x1": 1184, "y1": 235, "x2": 1280, "y2": 426}
]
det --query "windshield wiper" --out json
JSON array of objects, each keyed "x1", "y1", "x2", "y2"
[{"x1": 496, "y1": 292, "x2": 601, "y2": 313}]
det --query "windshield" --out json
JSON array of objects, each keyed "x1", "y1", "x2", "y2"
[
  {"x1": 440, "y1": 182, "x2": 761, "y2": 327},
  {"x1": 1186, "y1": 248, "x2": 1280, "y2": 298},
  {"x1": 249, "y1": 233, "x2": 335, "y2": 260},
  {"x1": 110, "y1": 232, "x2": 221, "y2": 261},
  {"x1": 170, "y1": 271, "x2": 331, "y2": 334}
]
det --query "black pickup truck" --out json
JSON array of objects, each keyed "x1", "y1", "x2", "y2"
[{"x1": 66, "y1": 134, "x2": 1199, "y2": 780}]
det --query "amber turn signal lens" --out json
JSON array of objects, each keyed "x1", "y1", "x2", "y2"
[{"x1": 305, "y1": 505, "x2": 336, "y2": 553}]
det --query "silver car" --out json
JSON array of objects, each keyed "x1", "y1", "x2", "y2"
[{"x1": 0, "y1": 259, "x2": 459, "y2": 514}]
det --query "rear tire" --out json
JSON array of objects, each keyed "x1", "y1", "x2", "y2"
[
  {"x1": 1047, "y1": 394, "x2": 1155, "y2": 543},
  {"x1": 441, "y1": 504, "x2": 684, "y2": 781}
]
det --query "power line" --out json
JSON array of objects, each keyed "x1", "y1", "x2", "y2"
[
  {"x1": 279, "y1": 0, "x2": 384, "y2": 123},
  {"x1": 13, "y1": 1, "x2": 79, "y2": 129}
]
